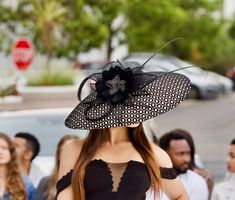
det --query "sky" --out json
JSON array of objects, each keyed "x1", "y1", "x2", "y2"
[{"x1": 224, "y1": 0, "x2": 235, "y2": 18}]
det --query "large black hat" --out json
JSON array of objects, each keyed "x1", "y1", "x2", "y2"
[{"x1": 65, "y1": 60, "x2": 191, "y2": 130}]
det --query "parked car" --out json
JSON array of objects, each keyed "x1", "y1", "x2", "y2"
[
  {"x1": 159, "y1": 55, "x2": 233, "y2": 95},
  {"x1": 74, "y1": 61, "x2": 107, "y2": 76},
  {"x1": 123, "y1": 53, "x2": 221, "y2": 99},
  {"x1": 208, "y1": 71, "x2": 233, "y2": 94},
  {"x1": 226, "y1": 67, "x2": 235, "y2": 91},
  {"x1": 0, "y1": 108, "x2": 88, "y2": 175}
]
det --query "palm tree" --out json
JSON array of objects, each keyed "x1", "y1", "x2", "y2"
[{"x1": 29, "y1": 0, "x2": 66, "y2": 69}]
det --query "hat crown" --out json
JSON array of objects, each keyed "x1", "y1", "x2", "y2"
[{"x1": 103, "y1": 61, "x2": 141, "y2": 70}]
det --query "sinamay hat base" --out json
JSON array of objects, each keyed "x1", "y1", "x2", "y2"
[{"x1": 65, "y1": 61, "x2": 191, "y2": 130}]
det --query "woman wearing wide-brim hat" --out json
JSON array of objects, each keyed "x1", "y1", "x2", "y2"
[{"x1": 56, "y1": 59, "x2": 191, "y2": 200}]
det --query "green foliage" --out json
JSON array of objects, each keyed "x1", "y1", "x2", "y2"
[
  {"x1": 85, "y1": 0, "x2": 126, "y2": 60},
  {"x1": 177, "y1": 0, "x2": 221, "y2": 11},
  {"x1": 0, "y1": 0, "x2": 235, "y2": 73},
  {"x1": 56, "y1": 0, "x2": 108, "y2": 60},
  {"x1": 0, "y1": 1, "x2": 22, "y2": 53},
  {"x1": 0, "y1": 84, "x2": 18, "y2": 97},
  {"x1": 124, "y1": 0, "x2": 235, "y2": 73},
  {"x1": 229, "y1": 20, "x2": 235, "y2": 39},
  {"x1": 15, "y1": 0, "x2": 67, "y2": 68},
  {"x1": 3, "y1": 0, "x2": 108, "y2": 62},
  {"x1": 203, "y1": 28, "x2": 235, "y2": 74},
  {"x1": 124, "y1": 0, "x2": 187, "y2": 52},
  {"x1": 27, "y1": 70, "x2": 75, "y2": 86}
]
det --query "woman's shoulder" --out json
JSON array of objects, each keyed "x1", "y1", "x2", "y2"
[
  {"x1": 58, "y1": 138, "x2": 85, "y2": 180},
  {"x1": 150, "y1": 142, "x2": 173, "y2": 168},
  {"x1": 63, "y1": 138, "x2": 84, "y2": 153}
]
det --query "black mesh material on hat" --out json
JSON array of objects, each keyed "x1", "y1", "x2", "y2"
[{"x1": 65, "y1": 61, "x2": 191, "y2": 130}]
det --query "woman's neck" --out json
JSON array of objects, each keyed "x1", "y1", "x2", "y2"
[
  {"x1": 105, "y1": 126, "x2": 130, "y2": 145},
  {"x1": 0, "y1": 166, "x2": 7, "y2": 190},
  {"x1": 0, "y1": 166, "x2": 7, "y2": 178}
]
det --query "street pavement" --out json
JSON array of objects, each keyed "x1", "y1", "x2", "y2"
[
  {"x1": 1, "y1": 89, "x2": 235, "y2": 182},
  {"x1": 0, "y1": 87, "x2": 78, "y2": 111}
]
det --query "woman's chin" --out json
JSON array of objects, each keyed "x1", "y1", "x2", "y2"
[{"x1": 126, "y1": 123, "x2": 140, "y2": 128}]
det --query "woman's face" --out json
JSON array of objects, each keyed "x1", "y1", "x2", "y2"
[
  {"x1": 0, "y1": 138, "x2": 11, "y2": 165},
  {"x1": 226, "y1": 144, "x2": 235, "y2": 173}
]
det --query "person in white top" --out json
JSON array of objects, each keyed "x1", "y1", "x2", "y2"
[
  {"x1": 147, "y1": 169, "x2": 208, "y2": 200},
  {"x1": 177, "y1": 169, "x2": 209, "y2": 200},
  {"x1": 154, "y1": 130, "x2": 209, "y2": 200},
  {"x1": 211, "y1": 138, "x2": 235, "y2": 200},
  {"x1": 13, "y1": 132, "x2": 45, "y2": 187}
]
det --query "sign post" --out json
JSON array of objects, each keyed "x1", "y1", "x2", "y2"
[{"x1": 12, "y1": 38, "x2": 34, "y2": 70}]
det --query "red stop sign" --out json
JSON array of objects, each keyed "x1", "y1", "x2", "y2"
[{"x1": 12, "y1": 39, "x2": 34, "y2": 70}]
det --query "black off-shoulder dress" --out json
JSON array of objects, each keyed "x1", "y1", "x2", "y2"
[{"x1": 56, "y1": 159, "x2": 177, "y2": 200}]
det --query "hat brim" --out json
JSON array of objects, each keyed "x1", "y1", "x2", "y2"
[{"x1": 65, "y1": 72, "x2": 191, "y2": 130}]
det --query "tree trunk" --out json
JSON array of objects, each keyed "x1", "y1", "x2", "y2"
[
  {"x1": 107, "y1": 26, "x2": 114, "y2": 61},
  {"x1": 46, "y1": 52, "x2": 52, "y2": 72}
]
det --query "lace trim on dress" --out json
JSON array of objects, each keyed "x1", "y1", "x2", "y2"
[
  {"x1": 55, "y1": 159, "x2": 177, "y2": 196},
  {"x1": 56, "y1": 169, "x2": 73, "y2": 197},
  {"x1": 106, "y1": 162, "x2": 128, "y2": 192}
]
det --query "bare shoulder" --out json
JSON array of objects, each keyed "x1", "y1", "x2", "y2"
[
  {"x1": 150, "y1": 143, "x2": 173, "y2": 168},
  {"x1": 58, "y1": 138, "x2": 84, "y2": 180},
  {"x1": 61, "y1": 138, "x2": 84, "y2": 158}
]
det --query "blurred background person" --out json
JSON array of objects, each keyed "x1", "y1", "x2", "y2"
[
  {"x1": 159, "y1": 130, "x2": 209, "y2": 200},
  {"x1": 170, "y1": 129, "x2": 213, "y2": 198},
  {"x1": 34, "y1": 134, "x2": 79, "y2": 200},
  {"x1": 211, "y1": 138, "x2": 235, "y2": 200},
  {"x1": 0, "y1": 132, "x2": 35, "y2": 200},
  {"x1": 13, "y1": 132, "x2": 45, "y2": 187}
]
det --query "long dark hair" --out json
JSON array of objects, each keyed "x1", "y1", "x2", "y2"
[{"x1": 71, "y1": 123, "x2": 161, "y2": 200}]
